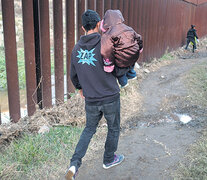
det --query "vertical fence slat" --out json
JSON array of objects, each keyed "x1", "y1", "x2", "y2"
[
  {"x1": 123, "y1": 0, "x2": 129, "y2": 25},
  {"x1": 66, "y1": 0, "x2": 75, "y2": 98},
  {"x1": 104, "y1": 0, "x2": 111, "y2": 12},
  {"x1": 39, "y1": 0, "x2": 52, "y2": 108},
  {"x1": 155, "y1": 0, "x2": 163, "y2": 58},
  {"x1": 118, "y1": 0, "x2": 124, "y2": 13},
  {"x1": 88, "y1": 0, "x2": 95, "y2": 10},
  {"x1": 53, "y1": 0, "x2": 64, "y2": 103},
  {"x1": 22, "y1": 0, "x2": 37, "y2": 116},
  {"x1": 2, "y1": 0, "x2": 20, "y2": 122},
  {"x1": 133, "y1": 0, "x2": 138, "y2": 31},
  {"x1": 137, "y1": 0, "x2": 143, "y2": 62},
  {"x1": 96, "y1": 0, "x2": 104, "y2": 18},
  {"x1": 128, "y1": 0, "x2": 134, "y2": 28},
  {"x1": 111, "y1": 0, "x2": 118, "y2": 9},
  {"x1": 78, "y1": 0, "x2": 85, "y2": 39}
]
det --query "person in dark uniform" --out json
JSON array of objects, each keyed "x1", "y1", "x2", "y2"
[{"x1": 185, "y1": 25, "x2": 199, "y2": 53}]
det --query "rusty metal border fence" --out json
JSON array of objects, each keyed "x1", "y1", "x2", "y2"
[{"x1": 1, "y1": 0, "x2": 207, "y2": 123}]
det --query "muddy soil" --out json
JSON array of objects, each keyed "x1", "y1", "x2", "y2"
[{"x1": 63, "y1": 45, "x2": 207, "y2": 180}]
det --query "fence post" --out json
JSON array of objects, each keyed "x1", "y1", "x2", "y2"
[
  {"x1": 104, "y1": 0, "x2": 111, "y2": 12},
  {"x1": 53, "y1": 0, "x2": 64, "y2": 103},
  {"x1": 1, "y1": 0, "x2": 21, "y2": 123},
  {"x1": 111, "y1": 0, "x2": 118, "y2": 9},
  {"x1": 118, "y1": 0, "x2": 124, "y2": 13},
  {"x1": 77, "y1": 0, "x2": 85, "y2": 39},
  {"x1": 66, "y1": 0, "x2": 75, "y2": 98},
  {"x1": 123, "y1": 0, "x2": 129, "y2": 25},
  {"x1": 38, "y1": 0, "x2": 52, "y2": 108},
  {"x1": 88, "y1": 0, "x2": 95, "y2": 10},
  {"x1": 96, "y1": 0, "x2": 104, "y2": 18},
  {"x1": 22, "y1": 0, "x2": 37, "y2": 116}
]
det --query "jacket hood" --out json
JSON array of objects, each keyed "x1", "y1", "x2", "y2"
[
  {"x1": 103, "y1": 10, "x2": 124, "y2": 30},
  {"x1": 79, "y1": 32, "x2": 101, "y2": 50}
]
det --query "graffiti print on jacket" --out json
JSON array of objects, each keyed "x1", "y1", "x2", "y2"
[{"x1": 77, "y1": 48, "x2": 97, "y2": 66}]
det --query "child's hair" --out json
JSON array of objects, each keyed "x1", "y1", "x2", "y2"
[{"x1": 82, "y1": 10, "x2": 101, "y2": 32}]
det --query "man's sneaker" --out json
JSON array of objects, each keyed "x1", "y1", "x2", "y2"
[
  {"x1": 128, "y1": 76, "x2": 137, "y2": 81},
  {"x1": 65, "y1": 166, "x2": 78, "y2": 180},
  {"x1": 103, "y1": 154, "x2": 125, "y2": 169}
]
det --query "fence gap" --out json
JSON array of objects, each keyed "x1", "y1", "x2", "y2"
[{"x1": 33, "y1": 0, "x2": 42, "y2": 109}]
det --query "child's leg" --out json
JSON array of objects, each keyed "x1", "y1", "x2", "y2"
[
  {"x1": 126, "y1": 66, "x2": 136, "y2": 79},
  {"x1": 117, "y1": 74, "x2": 128, "y2": 87}
]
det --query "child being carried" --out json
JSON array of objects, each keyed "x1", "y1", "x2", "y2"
[{"x1": 101, "y1": 9, "x2": 143, "y2": 88}]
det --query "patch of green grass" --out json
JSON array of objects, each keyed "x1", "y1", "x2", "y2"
[
  {"x1": 0, "y1": 47, "x2": 7, "y2": 90},
  {"x1": 186, "y1": 61, "x2": 207, "y2": 107},
  {"x1": 0, "y1": 47, "x2": 26, "y2": 90},
  {"x1": 175, "y1": 130, "x2": 207, "y2": 180},
  {"x1": 176, "y1": 61, "x2": 207, "y2": 179},
  {"x1": 160, "y1": 52, "x2": 174, "y2": 61},
  {"x1": 0, "y1": 126, "x2": 83, "y2": 180}
]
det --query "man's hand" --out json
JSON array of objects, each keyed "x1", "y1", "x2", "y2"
[{"x1": 79, "y1": 89, "x2": 85, "y2": 99}]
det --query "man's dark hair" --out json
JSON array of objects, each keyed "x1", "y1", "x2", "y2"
[
  {"x1": 82, "y1": 10, "x2": 101, "y2": 32},
  {"x1": 191, "y1": 25, "x2": 195, "y2": 29}
]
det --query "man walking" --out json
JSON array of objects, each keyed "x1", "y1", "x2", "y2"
[
  {"x1": 65, "y1": 10, "x2": 124, "y2": 180},
  {"x1": 185, "y1": 25, "x2": 199, "y2": 53}
]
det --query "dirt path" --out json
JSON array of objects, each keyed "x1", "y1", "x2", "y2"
[{"x1": 64, "y1": 47, "x2": 207, "y2": 180}]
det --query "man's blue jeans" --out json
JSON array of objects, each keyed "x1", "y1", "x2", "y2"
[
  {"x1": 70, "y1": 97, "x2": 120, "y2": 170},
  {"x1": 118, "y1": 66, "x2": 136, "y2": 87}
]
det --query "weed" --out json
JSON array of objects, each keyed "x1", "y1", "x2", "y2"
[
  {"x1": 175, "y1": 130, "x2": 207, "y2": 180},
  {"x1": 0, "y1": 126, "x2": 83, "y2": 179},
  {"x1": 176, "y1": 61, "x2": 207, "y2": 179},
  {"x1": 0, "y1": 47, "x2": 25, "y2": 90},
  {"x1": 160, "y1": 53, "x2": 174, "y2": 61},
  {"x1": 185, "y1": 61, "x2": 207, "y2": 107}
]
